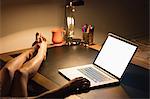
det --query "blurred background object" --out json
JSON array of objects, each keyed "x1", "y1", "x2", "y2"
[
  {"x1": 51, "y1": 27, "x2": 65, "y2": 44},
  {"x1": 65, "y1": 0, "x2": 84, "y2": 45}
]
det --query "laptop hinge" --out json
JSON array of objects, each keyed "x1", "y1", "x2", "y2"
[{"x1": 93, "y1": 63, "x2": 120, "y2": 80}]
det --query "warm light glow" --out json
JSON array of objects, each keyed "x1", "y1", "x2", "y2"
[{"x1": 67, "y1": 17, "x2": 74, "y2": 29}]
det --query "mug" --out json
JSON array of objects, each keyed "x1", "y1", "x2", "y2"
[{"x1": 51, "y1": 28, "x2": 65, "y2": 44}]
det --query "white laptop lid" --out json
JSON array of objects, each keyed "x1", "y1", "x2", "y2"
[{"x1": 94, "y1": 33, "x2": 138, "y2": 78}]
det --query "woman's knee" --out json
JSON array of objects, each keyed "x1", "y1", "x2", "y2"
[
  {"x1": 1, "y1": 67, "x2": 13, "y2": 79},
  {"x1": 14, "y1": 69, "x2": 28, "y2": 79}
]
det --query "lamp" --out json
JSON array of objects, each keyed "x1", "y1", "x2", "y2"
[
  {"x1": 65, "y1": 0, "x2": 84, "y2": 45},
  {"x1": 66, "y1": 0, "x2": 84, "y2": 6}
]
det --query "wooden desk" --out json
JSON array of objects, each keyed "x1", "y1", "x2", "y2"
[
  {"x1": 38, "y1": 45, "x2": 148, "y2": 98},
  {"x1": 0, "y1": 44, "x2": 149, "y2": 98}
]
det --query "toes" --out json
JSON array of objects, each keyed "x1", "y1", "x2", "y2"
[
  {"x1": 32, "y1": 32, "x2": 41, "y2": 46},
  {"x1": 36, "y1": 32, "x2": 41, "y2": 42},
  {"x1": 36, "y1": 32, "x2": 40, "y2": 40}
]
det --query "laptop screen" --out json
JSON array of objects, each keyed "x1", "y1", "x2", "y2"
[{"x1": 94, "y1": 35, "x2": 137, "y2": 78}]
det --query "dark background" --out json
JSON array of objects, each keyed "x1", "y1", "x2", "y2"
[{"x1": 0, "y1": 0, "x2": 149, "y2": 53}]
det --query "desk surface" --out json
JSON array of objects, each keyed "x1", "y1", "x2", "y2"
[
  {"x1": 0, "y1": 45, "x2": 149, "y2": 98},
  {"x1": 39, "y1": 45, "x2": 149, "y2": 99},
  {"x1": 39, "y1": 45, "x2": 98, "y2": 86}
]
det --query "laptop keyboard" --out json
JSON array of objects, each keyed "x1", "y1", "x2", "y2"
[{"x1": 78, "y1": 67, "x2": 110, "y2": 83}]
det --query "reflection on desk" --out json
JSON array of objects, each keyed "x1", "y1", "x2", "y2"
[{"x1": 121, "y1": 63, "x2": 149, "y2": 98}]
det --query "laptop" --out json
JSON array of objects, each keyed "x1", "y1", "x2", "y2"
[{"x1": 58, "y1": 33, "x2": 138, "y2": 87}]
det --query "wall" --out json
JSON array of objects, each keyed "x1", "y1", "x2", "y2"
[
  {"x1": 0, "y1": 0, "x2": 148, "y2": 54},
  {"x1": 0, "y1": 0, "x2": 65, "y2": 53},
  {"x1": 1, "y1": 0, "x2": 65, "y2": 37},
  {"x1": 73, "y1": 0, "x2": 148, "y2": 44}
]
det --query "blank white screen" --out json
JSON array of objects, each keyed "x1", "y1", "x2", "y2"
[{"x1": 94, "y1": 36, "x2": 137, "y2": 78}]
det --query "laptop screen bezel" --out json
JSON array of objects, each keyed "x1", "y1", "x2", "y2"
[{"x1": 93, "y1": 32, "x2": 138, "y2": 80}]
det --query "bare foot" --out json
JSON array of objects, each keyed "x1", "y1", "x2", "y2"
[
  {"x1": 32, "y1": 32, "x2": 41, "y2": 47},
  {"x1": 29, "y1": 33, "x2": 42, "y2": 60},
  {"x1": 35, "y1": 33, "x2": 47, "y2": 61},
  {"x1": 31, "y1": 32, "x2": 47, "y2": 60}
]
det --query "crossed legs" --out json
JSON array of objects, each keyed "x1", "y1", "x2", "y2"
[
  {"x1": 0, "y1": 47, "x2": 38, "y2": 96},
  {"x1": 0, "y1": 33, "x2": 47, "y2": 96},
  {"x1": 0, "y1": 33, "x2": 90, "y2": 98},
  {"x1": 11, "y1": 39, "x2": 47, "y2": 97}
]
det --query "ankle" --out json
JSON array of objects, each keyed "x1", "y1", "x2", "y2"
[{"x1": 24, "y1": 48, "x2": 35, "y2": 60}]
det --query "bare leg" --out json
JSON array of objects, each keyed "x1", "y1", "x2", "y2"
[
  {"x1": 0, "y1": 47, "x2": 37, "y2": 96},
  {"x1": 10, "y1": 36, "x2": 47, "y2": 97},
  {"x1": 0, "y1": 33, "x2": 40, "y2": 96},
  {"x1": 5, "y1": 33, "x2": 90, "y2": 98},
  {"x1": 34, "y1": 77, "x2": 90, "y2": 98}
]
